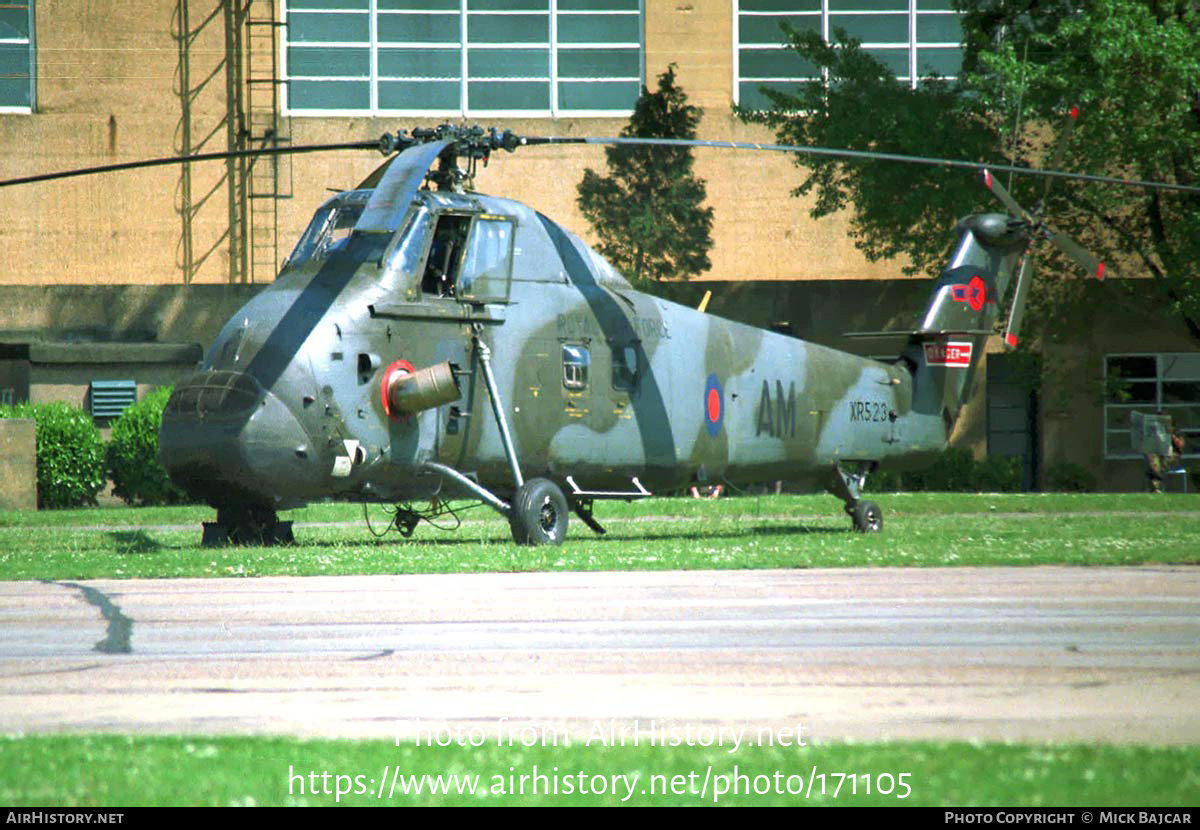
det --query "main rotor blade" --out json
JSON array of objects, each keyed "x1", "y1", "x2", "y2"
[
  {"x1": 981, "y1": 168, "x2": 1034, "y2": 221},
  {"x1": 529, "y1": 135, "x2": 1200, "y2": 197},
  {"x1": 1049, "y1": 230, "x2": 1108, "y2": 281},
  {"x1": 7, "y1": 123, "x2": 1199, "y2": 200},
  {"x1": 0, "y1": 140, "x2": 380, "y2": 189},
  {"x1": 1004, "y1": 253, "x2": 1034, "y2": 348}
]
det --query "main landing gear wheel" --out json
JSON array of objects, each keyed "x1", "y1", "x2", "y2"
[
  {"x1": 851, "y1": 500, "x2": 883, "y2": 533},
  {"x1": 509, "y1": 478, "x2": 569, "y2": 546}
]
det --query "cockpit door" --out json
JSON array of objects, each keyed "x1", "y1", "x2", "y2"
[
  {"x1": 456, "y1": 214, "x2": 515, "y2": 303},
  {"x1": 415, "y1": 212, "x2": 516, "y2": 302}
]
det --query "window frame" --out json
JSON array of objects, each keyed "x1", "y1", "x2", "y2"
[
  {"x1": 419, "y1": 211, "x2": 474, "y2": 298},
  {"x1": 610, "y1": 342, "x2": 638, "y2": 392},
  {"x1": 1103, "y1": 352, "x2": 1200, "y2": 460},
  {"x1": 281, "y1": 0, "x2": 645, "y2": 118},
  {"x1": 456, "y1": 213, "x2": 516, "y2": 303},
  {"x1": 561, "y1": 343, "x2": 590, "y2": 392},
  {"x1": 0, "y1": 0, "x2": 35, "y2": 113},
  {"x1": 282, "y1": 188, "x2": 374, "y2": 270},
  {"x1": 732, "y1": 0, "x2": 963, "y2": 109}
]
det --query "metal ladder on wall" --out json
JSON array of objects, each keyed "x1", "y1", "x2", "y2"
[{"x1": 245, "y1": 0, "x2": 291, "y2": 283}]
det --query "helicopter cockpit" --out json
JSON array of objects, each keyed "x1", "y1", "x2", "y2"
[{"x1": 281, "y1": 178, "x2": 518, "y2": 306}]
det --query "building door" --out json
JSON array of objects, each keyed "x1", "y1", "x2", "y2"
[{"x1": 987, "y1": 353, "x2": 1040, "y2": 491}]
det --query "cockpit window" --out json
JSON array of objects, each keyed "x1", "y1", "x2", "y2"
[
  {"x1": 458, "y1": 216, "x2": 515, "y2": 302},
  {"x1": 284, "y1": 190, "x2": 371, "y2": 268},
  {"x1": 384, "y1": 207, "x2": 430, "y2": 281}
]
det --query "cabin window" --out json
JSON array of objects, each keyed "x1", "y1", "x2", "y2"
[
  {"x1": 421, "y1": 214, "x2": 472, "y2": 297},
  {"x1": 562, "y1": 344, "x2": 589, "y2": 391},
  {"x1": 611, "y1": 344, "x2": 638, "y2": 392},
  {"x1": 458, "y1": 216, "x2": 514, "y2": 302}
]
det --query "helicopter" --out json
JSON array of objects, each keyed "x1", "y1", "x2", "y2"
[{"x1": 5, "y1": 123, "x2": 1193, "y2": 546}]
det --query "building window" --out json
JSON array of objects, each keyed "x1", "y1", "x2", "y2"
[
  {"x1": 734, "y1": 0, "x2": 963, "y2": 109},
  {"x1": 0, "y1": 1, "x2": 35, "y2": 112},
  {"x1": 1104, "y1": 353, "x2": 1200, "y2": 459},
  {"x1": 283, "y1": 0, "x2": 643, "y2": 116}
]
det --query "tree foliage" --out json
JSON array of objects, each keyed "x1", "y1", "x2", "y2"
[
  {"x1": 577, "y1": 66, "x2": 714, "y2": 285},
  {"x1": 744, "y1": 0, "x2": 1200, "y2": 342}
]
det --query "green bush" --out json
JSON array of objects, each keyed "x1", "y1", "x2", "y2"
[
  {"x1": 1044, "y1": 461, "x2": 1097, "y2": 493},
  {"x1": 875, "y1": 448, "x2": 1023, "y2": 493},
  {"x1": 0, "y1": 402, "x2": 106, "y2": 509},
  {"x1": 106, "y1": 386, "x2": 189, "y2": 506}
]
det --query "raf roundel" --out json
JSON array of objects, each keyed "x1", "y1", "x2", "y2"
[
  {"x1": 966, "y1": 275, "x2": 988, "y2": 312},
  {"x1": 704, "y1": 373, "x2": 724, "y2": 437}
]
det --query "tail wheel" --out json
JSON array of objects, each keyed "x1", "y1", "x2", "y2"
[
  {"x1": 852, "y1": 500, "x2": 883, "y2": 533},
  {"x1": 509, "y1": 478, "x2": 569, "y2": 546}
]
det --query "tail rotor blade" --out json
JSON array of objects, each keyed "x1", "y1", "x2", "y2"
[
  {"x1": 1049, "y1": 231, "x2": 1108, "y2": 281},
  {"x1": 1004, "y1": 253, "x2": 1034, "y2": 348},
  {"x1": 1045, "y1": 106, "x2": 1080, "y2": 181},
  {"x1": 1036, "y1": 106, "x2": 1081, "y2": 209}
]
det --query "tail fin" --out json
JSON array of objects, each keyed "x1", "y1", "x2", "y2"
[
  {"x1": 899, "y1": 152, "x2": 1111, "y2": 444},
  {"x1": 905, "y1": 213, "x2": 1028, "y2": 429}
]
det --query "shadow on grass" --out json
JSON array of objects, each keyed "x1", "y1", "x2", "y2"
[
  {"x1": 585, "y1": 523, "x2": 849, "y2": 543},
  {"x1": 236, "y1": 520, "x2": 851, "y2": 549},
  {"x1": 114, "y1": 515, "x2": 851, "y2": 553},
  {"x1": 107, "y1": 530, "x2": 165, "y2": 555}
]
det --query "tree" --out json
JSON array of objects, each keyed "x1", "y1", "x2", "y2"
[
  {"x1": 744, "y1": 0, "x2": 1200, "y2": 343},
  {"x1": 577, "y1": 66, "x2": 714, "y2": 286}
]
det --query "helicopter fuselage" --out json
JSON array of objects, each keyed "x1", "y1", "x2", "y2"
[{"x1": 160, "y1": 185, "x2": 965, "y2": 523}]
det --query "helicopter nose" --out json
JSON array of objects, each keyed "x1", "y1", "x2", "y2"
[{"x1": 159, "y1": 370, "x2": 322, "y2": 508}]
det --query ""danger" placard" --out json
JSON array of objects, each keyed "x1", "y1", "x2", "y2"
[{"x1": 923, "y1": 341, "x2": 973, "y2": 367}]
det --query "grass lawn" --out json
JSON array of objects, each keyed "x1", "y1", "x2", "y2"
[
  {"x1": 1, "y1": 735, "x2": 1197, "y2": 807},
  {"x1": 0, "y1": 492, "x2": 1197, "y2": 581},
  {"x1": 2, "y1": 493, "x2": 1197, "y2": 807}
]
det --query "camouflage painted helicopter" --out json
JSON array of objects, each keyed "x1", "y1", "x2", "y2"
[
  {"x1": 153, "y1": 124, "x2": 1127, "y2": 546},
  {"x1": 3, "y1": 124, "x2": 1186, "y2": 545}
]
